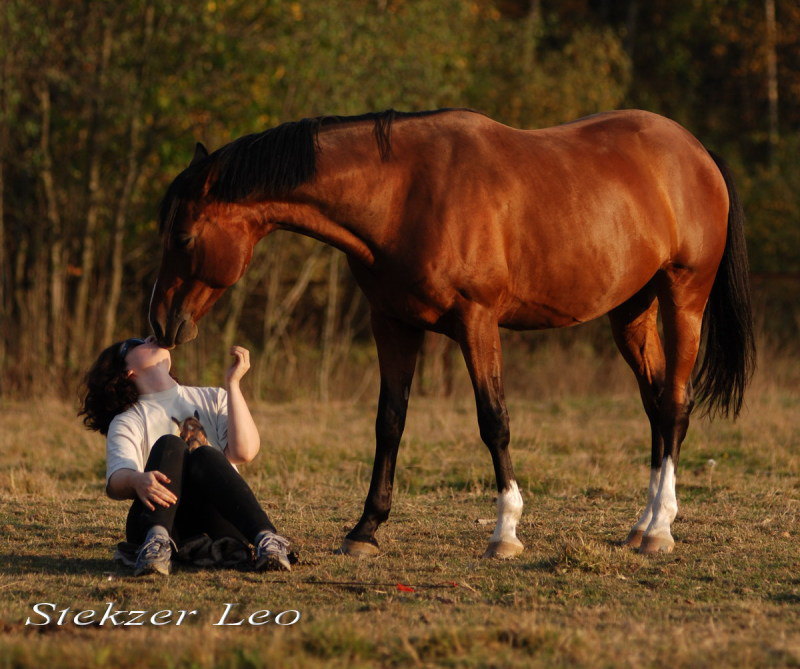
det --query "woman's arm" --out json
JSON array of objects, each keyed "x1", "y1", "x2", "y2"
[
  {"x1": 224, "y1": 346, "x2": 261, "y2": 465},
  {"x1": 107, "y1": 468, "x2": 177, "y2": 510}
]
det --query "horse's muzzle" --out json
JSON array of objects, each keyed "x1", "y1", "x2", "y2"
[{"x1": 152, "y1": 313, "x2": 198, "y2": 348}]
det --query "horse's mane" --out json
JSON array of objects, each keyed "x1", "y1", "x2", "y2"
[{"x1": 158, "y1": 108, "x2": 475, "y2": 233}]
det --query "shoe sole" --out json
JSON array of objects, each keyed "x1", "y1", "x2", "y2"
[
  {"x1": 254, "y1": 556, "x2": 291, "y2": 572},
  {"x1": 133, "y1": 563, "x2": 171, "y2": 576}
]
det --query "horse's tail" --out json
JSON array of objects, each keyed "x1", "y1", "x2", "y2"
[{"x1": 693, "y1": 151, "x2": 756, "y2": 419}]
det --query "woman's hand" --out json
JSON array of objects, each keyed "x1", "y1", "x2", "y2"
[
  {"x1": 225, "y1": 345, "x2": 251, "y2": 388},
  {"x1": 133, "y1": 470, "x2": 177, "y2": 511},
  {"x1": 223, "y1": 345, "x2": 261, "y2": 465}
]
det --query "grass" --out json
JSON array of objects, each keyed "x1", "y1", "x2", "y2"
[{"x1": 1, "y1": 363, "x2": 800, "y2": 667}]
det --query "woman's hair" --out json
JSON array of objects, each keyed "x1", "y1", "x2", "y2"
[{"x1": 78, "y1": 341, "x2": 139, "y2": 435}]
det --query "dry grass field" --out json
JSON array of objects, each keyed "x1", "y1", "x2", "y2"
[{"x1": 1, "y1": 347, "x2": 799, "y2": 668}]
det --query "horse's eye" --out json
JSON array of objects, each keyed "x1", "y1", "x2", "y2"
[{"x1": 174, "y1": 233, "x2": 195, "y2": 250}]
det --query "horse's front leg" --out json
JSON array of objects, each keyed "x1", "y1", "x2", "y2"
[
  {"x1": 339, "y1": 311, "x2": 424, "y2": 557},
  {"x1": 457, "y1": 305, "x2": 524, "y2": 559}
]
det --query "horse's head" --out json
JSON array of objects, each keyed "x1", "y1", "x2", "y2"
[
  {"x1": 149, "y1": 143, "x2": 260, "y2": 348},
  {"x1": 172, "y1": 410, "x2": 209, "y2": 451}
]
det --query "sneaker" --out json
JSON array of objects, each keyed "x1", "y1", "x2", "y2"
[
  {"x1": 254, "y1": 531, "x2": 292, "y2": 572},
  {"x1": 134, "y1": 533, "x2": 176, "y2": 576}
]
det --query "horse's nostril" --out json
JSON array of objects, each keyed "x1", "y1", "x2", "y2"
[{"x1": 175, "y1": 319, "x2": 199, "y2": 345}]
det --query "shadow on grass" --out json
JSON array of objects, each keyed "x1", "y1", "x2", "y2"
[
  {"x1": 769, "y1": 592, "x2": 800, "y2": 604},
  {"x1": 520, "y1": 556, "x2": 561, "y2": 572},
  {"x1": 1, "y1": 553, "x2": 290, "y2": 578},
  {"x1": 0, "y1": 553, "x2": 113, "y2": 576}
]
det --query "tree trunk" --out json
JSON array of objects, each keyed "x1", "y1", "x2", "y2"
[
  {"x1": 264, "y1": 246, "x2": 324, "y2": 348},
  {"x1": 220, "y1": 251, "x2": 272, "y2": 353},
  {"x1": 71, "y1": 18, "x2": 112, "y2": 365},
  {"x1": 522, "y1": 0, "x2": 541, "y2": 75},
  {"x1": 102, "y1": 4, "x2": 154, "y2": 345},
  {"x1": 0, "y1": 64, "x2": 7, "y2": 371},
  {"x1": 0, "y1": 150, "x2": 5, "y2": 372},
  {"x1": 36, "y1": 81, "x2": 67, "y2": 371},
  {"x1": 256, "y1": 242, "x2": 324, "y2": 397},
  {"x1": 103, "y1": 119, "x2": 144, "y2": 345},
  {"x1": 625, "y1": 0, "x2": 639, "y2": 62},
  {"x1": 318, "y1": 249, "x2": 340, "y2": 401},
  {"x1": 764, "y1": 0, "x2": 779, "y2": 166}
]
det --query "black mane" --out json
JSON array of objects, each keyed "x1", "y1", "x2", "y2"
[{"x1": 159, "y1": 108, "x2": 474, "y2": 233}]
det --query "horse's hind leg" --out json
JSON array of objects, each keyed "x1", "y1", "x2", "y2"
[
  {"x1": 635, "y1": 273, "x2": 707, "y2": 554},
  {"x1": 608, "y1": 285, "x2": 666, "y2": 549},
  {"x1": 340, "y1": 311, "x2": 424, "y2": 557},
  {"x1": 456, "y1": 305, "x2": 523, "y2": 559}
]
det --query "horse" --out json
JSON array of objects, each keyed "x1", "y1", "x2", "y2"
[
  {"x1": 172, "y1": 410, "x2": 210, "y2": 451},
  {"x1": 149, "y1": 108, "x2": 755, "y2": 558}
]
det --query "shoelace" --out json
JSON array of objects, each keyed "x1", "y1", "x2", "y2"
[
  {"x1": 256, "y1": 533, "x2": 290, "y2": 556},
  {"x1": 138, "y1": 535, "x2": 176, "y2": 560}
]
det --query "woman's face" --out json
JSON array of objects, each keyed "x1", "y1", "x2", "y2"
[{"x1": 124, "y1": 335, "x2": 171, "y2": 376}]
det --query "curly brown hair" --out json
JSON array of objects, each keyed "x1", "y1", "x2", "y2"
[{"x1": 78, "y1": 341, "x2": 140, "y2": 435}]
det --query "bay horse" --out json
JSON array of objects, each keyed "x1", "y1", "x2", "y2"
[
  {"x1": 172, "y1": 410, "x2": 210, "y2": 451},
  {"x1": 149, "y1": 108, "x2": 755, "y2": 558}
]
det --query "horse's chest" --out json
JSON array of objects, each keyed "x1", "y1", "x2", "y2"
[{"x1": 347, "y1": 260, "x2": 451, "y2": 328}]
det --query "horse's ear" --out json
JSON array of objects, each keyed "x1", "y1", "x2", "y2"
[
  {"x1": 190, "y1": 142, "x2": 209, "y2": 166},
  {"x1": 194, "y1": 409, "x2": 200, "y2": 419},
  {"x1": 172, "y1": 416, "x2": 181, "y2": 426}
]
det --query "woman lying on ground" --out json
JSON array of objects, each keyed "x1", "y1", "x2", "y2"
[{"x1": 79, "y1": 337, "x2": 294, "y2": 576}]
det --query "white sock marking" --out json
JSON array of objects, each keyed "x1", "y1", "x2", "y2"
[
  {"x1": 632, "y1": 467, "x2": 661, "y2": 533},
  {"x1": 490, "y1": 481, "x2": 523, "y2": 546},
  {"x1": 645, "y1": 456, "x2": 678, "y2": 540}
]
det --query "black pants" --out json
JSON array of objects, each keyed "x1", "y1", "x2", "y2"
[{"x1": 125, "y1": 435, "x2": 277, "y2": 547}]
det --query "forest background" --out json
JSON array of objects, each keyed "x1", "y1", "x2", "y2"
[{"x1": 1, "y1": 0, "x2": 798, "y2": 400}]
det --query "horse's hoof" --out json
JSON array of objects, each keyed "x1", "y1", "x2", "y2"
[
  {"x1": 638, "y1": 534, "x2": 674, "y2": 555},
  {"x1": 336, "y1": 538, "x2": 380, "y2": 557},
  {"x1": 482, "y1": 539, "x2": 524, "y2": 559},
  {"x1": 624, "y1": 529, "x2": 644, "y2": 549}
]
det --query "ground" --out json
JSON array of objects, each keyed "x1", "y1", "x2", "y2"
[{"x1": 1, "y1": 374, "x2": 799, "y2": 668}]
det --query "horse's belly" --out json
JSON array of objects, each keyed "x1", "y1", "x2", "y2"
[
  {"x1": 495, "y1": 204, "x2": 670, "y2": 330},
  {"x1": 498, "y1": 298, "x2": 611, "y2": 330},
  {"x1": 498, "y1": 254, "x2": 664, "y2": 330},
  {"x1": 499, "y1": 300, "x2": 587, "y2": 330}
]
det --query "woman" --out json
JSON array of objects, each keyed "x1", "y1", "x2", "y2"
[{"x1": 79, "y1": 336, "x2": 293, "y2": 576}]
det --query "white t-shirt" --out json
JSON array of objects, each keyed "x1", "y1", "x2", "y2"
[{"x1": 105, "y1": 384, "x2": 230, "y2": 486}]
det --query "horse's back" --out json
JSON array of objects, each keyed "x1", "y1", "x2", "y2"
[{"x1": 396, "y1": 110, "x2": 729, "y2": 328}]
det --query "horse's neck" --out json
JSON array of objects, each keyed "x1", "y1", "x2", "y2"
[
  {"x1": 265, "y1": 199, "x2": 376, "y2": 266},
  {"x1": 263, "y1": 147, "x2": 394, "y2": 266}
]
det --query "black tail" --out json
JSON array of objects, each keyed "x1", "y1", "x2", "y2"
[{"x1": 694, "y1": 151, "x2": 756, "y2": 419}]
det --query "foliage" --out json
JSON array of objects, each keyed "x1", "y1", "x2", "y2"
[
  {"x1": 740, "y1": 136, "x2": 800, "y2": 274},
  {"x1": 0, "y1": 0, "x2": 798, "y2": 397}
]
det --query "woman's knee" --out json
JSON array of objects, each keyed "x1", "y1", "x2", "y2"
[
  {"x1": 189, "y1": 444, "x2": 228, "y2": 467},
  {"x1": 153, "y1": 434, "x2": 190, "y2": 454},
  {"x1": 186, "y1": 445, "x2": 237, "y2": 485},
  {"x1": 144, "y1": 434, "x2": 189, "y2": 472}
]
